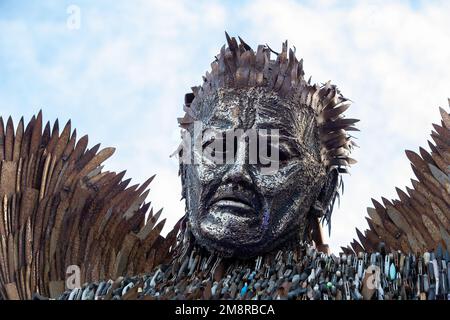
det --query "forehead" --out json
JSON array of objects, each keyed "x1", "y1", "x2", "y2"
[{"x1": 198, "y1": 87, "x2": 317, "y2": 137}]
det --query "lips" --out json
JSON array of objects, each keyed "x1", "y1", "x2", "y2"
[
  {"x1": 209, "y1": 185, "x2": 260, "y2": 214},
  {"x1": 212, "y1": 197, "x2": 254, "y2": 211}
]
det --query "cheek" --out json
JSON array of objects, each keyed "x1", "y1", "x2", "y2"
[
  {"x1": 254, "y1": 161, "x2": 323, "y2": 196},
  {"x1": 198, "y1": 163, "x2": 222, "y2": 184},
  {"x1": 196, "y1": 165, "x2": 228, "y2": 200},
  {"x1": 186, "y1": 163, "x2": 227, "y2": 210},
  {"x1": 254, "y1": 162, "x2": 325, "y2": 231},
  {"x1": 188, "y1": 162, "x2": 218, "y2": 187}
]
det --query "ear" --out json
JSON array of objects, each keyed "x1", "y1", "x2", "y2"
[
  {"x1": 314, "y1": 168, "x2": 340, "y2": 218},
  {"x1": 179, "y1": 162, "x2": 188, "y2": 202},
  {"x1": 306, "y1": 169, "x2": 340, "y2": 242}
]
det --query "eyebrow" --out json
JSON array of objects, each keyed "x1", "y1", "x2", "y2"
[
  {"x1": 207, "y1": 114, "x2": 235, "y2": 128},
  {"x1": 274, "y1": 135, "x2": 321, "y2": 160},
  {"x1": 255, "y1": 122, "x2": 299, "y2": 136},
  {"x1": 255, "y1": 121, "x2": 285, "y2": 129},
  {"x1": 256, "y1": 132, "x2": 303, "y2": 154},
  {"x1": 278, "y1": 136, "x2": 302, "y2": 154}
]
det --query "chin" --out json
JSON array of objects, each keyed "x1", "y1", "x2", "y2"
[
  {"x1": 193, "y1": 221, "x2": 290, "y2": 258},
  {"x1": 189, "y1": 205, "x2": 303, "y2": 257},
  {"x1": 191, "y1": 223, "x2": 261, "y2": 258}
]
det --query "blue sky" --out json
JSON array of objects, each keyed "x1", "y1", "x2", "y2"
[{"x1": 0, "y1": 0, "x2": 449, "y2": 252}]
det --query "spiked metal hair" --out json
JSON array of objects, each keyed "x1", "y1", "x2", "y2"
[{"x1": 178, "y1": 32, "x2": 359, "y2": 175}]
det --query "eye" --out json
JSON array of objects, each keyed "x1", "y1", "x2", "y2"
[
  {"x1": 257, "y1": 139, "x2": 294, "y2": 164},
  {"x1": 202, "y1": 137, "x2": 215, "y2": 152},
  {"x1": 271, "y1": 145, "x2": 293, "y2": 163},
  {"x1": 202, "y1": 138, "x2": 217, "y2": 161},
  {"x1": 278, "y1": 146, "x2": 291, "y2": 162},
  {"x1": 202, "y1": 136, "x2": 233, "y2": 163}
]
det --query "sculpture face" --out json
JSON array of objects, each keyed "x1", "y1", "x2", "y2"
[
  {"x1": 183, "y1": 87, "x2": 329, "y2": 257},
  {"x1": 177, "y1": 34, "x2": 357, "y2": 258}
]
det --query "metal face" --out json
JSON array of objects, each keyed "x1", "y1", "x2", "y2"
[{"x1": 182, "y1": 87, "x2": 328, "y2": 257}]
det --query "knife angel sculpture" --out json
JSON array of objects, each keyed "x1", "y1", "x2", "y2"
[{"x1": 0, "y1": 34, "x2": 448, "y2": 300}]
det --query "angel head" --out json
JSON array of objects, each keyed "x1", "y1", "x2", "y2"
[{"x1": 175, "y1": 33, "x2": 358, "y2": 257}]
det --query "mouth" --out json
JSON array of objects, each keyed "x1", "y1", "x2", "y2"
[
  {"x1": 212, "y1": 197, "x2": 254, "y2": 211},
  {"x1": 209, "y1": 187, "x2": 260, "y2": 214}
]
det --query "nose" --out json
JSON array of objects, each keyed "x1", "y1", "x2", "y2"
[
  {"x1": 222, "y1": 138, "x2": 253, "y2": 185},
  {"x1": 223, "y1": 162, "x2": 253, "y2": 185}
]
